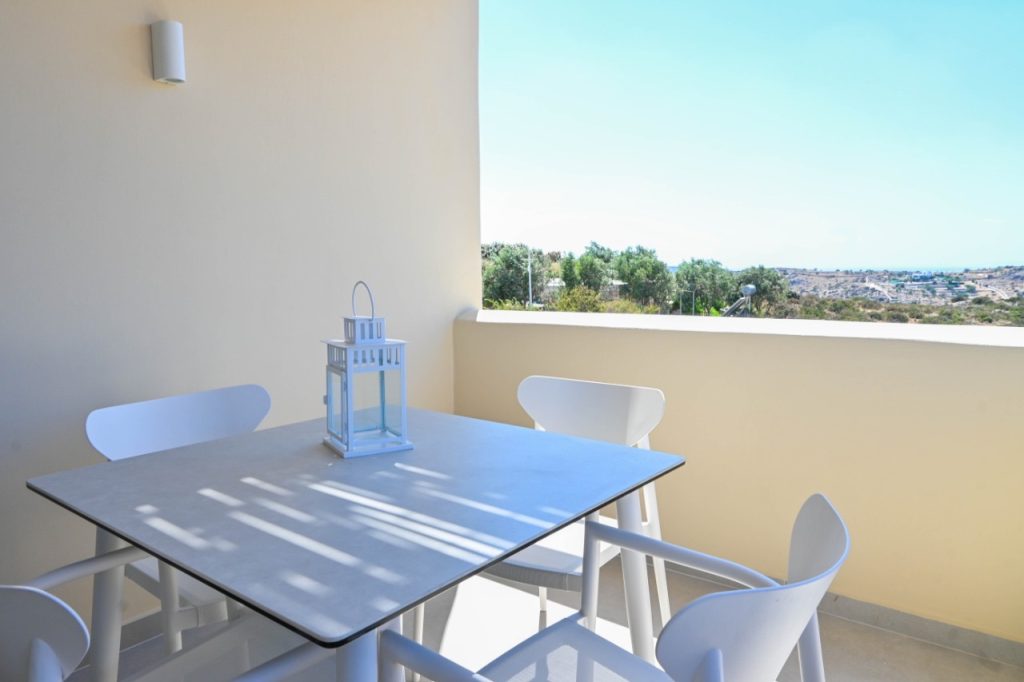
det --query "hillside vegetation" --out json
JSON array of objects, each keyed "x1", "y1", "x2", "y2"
[
  {"x1": 481, "y1": 242, "x2": 1024, "y2": 327},
  {"x1": 778, "y1": 294, "x2": 1024, "y2": 326}
]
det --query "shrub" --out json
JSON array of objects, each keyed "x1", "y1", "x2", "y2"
[
  {"x1": 554, "y1": 286, "x2": 602, "y2": 313},
  {"x1": 601, "y1": 299, "x2": 659, "y2": 314},
  {"x1": 485, "y1": 299, "x2": 529, "y2": 311}
]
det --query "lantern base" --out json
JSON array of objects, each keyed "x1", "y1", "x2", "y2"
[{"x1": 323, "y1": 433, "x2": 413, "y2": 458}]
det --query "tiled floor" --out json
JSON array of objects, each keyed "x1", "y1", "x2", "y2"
[{"x1": 423, "y1": 560, "x2": 1024, "y2": 681}]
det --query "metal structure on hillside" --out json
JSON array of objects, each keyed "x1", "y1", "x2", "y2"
[{"x1": 722, "y1": 284, "x2": 757, "y2": 317}]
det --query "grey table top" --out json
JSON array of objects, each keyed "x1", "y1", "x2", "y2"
[{"x1": 29, "y1": 409, "x2": 684, "y2": 646}]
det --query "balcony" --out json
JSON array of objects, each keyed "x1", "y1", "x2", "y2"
[
  {"x1": 2, "y1": 1, "x2": 1022, "y2": 680},
  {"x1": 450, "y1": 310, "x2": 1024, "y2": 679}
]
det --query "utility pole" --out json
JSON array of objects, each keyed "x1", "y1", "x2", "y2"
[{"x1": 527, "y1": 249, "x2": 533, "y2": 307}]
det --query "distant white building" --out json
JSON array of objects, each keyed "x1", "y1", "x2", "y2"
[
  {"x1": 542, "y1": 278, "x2": 564, "y2": 304},
  {"x1": 602, "y1": 279, "x2": 626, "y2": 300}
]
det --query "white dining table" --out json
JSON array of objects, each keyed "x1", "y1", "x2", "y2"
[{"x1": 28, "y1": 408, "x2": 684, "y2": 681}]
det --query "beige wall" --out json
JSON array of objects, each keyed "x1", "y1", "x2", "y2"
[
  {"x1": 454, "y1": 312, "x2": 1024, "y2": 643},
  {"x1": 0, "y1": 0, "x2": 480, "y2": 618}
]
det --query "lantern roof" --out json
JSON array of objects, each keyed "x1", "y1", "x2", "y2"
[{"x1": 323, "y1": 337, "x2": 405, "y2": 348}]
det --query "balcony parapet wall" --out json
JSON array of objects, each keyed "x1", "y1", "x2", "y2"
[{"x1": 454, "y1": 309, "x2": 1024, "y2": 644}]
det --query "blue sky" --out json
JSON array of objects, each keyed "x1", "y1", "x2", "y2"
[{"x1": 479, "y1": 1, "x2": 1024, "y2": 270}]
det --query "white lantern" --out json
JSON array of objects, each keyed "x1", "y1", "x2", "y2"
[{"x1": 323, "y1": 282, "x2": 412, "y2": 457}]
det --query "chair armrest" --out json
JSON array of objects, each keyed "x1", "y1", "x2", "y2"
[
  {"x1": 587, "y1": 522, "x2": 777, "y2": 589},
  {"x1": 28, "y1": 547, "x2": 148, "y2": 591},
  {"x1": 379, "y1": 630, "x2": 492, "y2": 682}
]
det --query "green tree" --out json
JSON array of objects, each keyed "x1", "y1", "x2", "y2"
[
  {"x1": 560, "y1": 252, "x2": 580, "y2": 291},
  {"x1": 674, "y1": 259, "x2": 736, "y2": 314},
  {"x1": 583, "y1": 242, "x2": 616, "y2": 266},
  {"x1": 482, "y1": 243, "x2": 549, "y2": 306},
  {"x1": 554, "y1": 286, "x2": 602, "y2": 312},
  {"x1": 614, "y1": 246, "x2": 673, "y2": 305},
  {"x1": 480, "y1": 242, "x2": 503, "y2": 262},
  {"x1": 576, "y1": 253, "x2": 608, "y2": 292},
  {"x1": 735, "y1": 266, "x2": 789, "y2": 315}
]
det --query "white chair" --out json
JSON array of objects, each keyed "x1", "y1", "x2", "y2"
[
  {"x1": 1, "y1": 545, "x2": 146, "y2": 681},
  {"x1": 84, "y1": 384, "x2": 271, "y2": 653},
  {"x1": 485, "y1": 376, "x2": 672, "y2": 629},
  {"x1": 0, "y1": 586, "x2": 89, "y2": 682},
  {"x1": 5, "y1": 546, "x2": 283, "y2": 682},
  {"x1": 379, "y1": 493, "x2": 850, "y2": 682}
]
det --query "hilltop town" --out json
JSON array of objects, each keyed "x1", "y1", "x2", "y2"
[{"x1": 778, "y1": 266, "x2": 1024, "y2": 305}]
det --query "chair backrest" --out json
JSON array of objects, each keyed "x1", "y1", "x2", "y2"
[
  {"x1": 85, "y1": 384, "x2": 271, "y2": 461},
  {"x1": 655, "y1": 494, "x2": 850, "y2": 681},
  {"x1": 517, "y1": 376, "x2": 665, "y2": 446},
  {"x1": 0, "y1": 586, "x2": 89, "y2": 681},
  {"x1": 788, "y1": 493, "x2": 851, "y2": 584}
]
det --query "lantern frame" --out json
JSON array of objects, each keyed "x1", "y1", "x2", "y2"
[{"x1": 322, "y1": 282, "x2": 412, "y2": 458}]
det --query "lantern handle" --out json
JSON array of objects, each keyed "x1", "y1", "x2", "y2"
[{"x1": 351, "y1": 281, "x2": 375, "y2": 320}]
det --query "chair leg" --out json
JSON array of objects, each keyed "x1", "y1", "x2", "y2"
[
  {"x1": 410, "y1": 602, "x2": 425, "y2": 682},
  {"x1": 651, "y1": 558, "x2": 671, "y2": 630},
  {"x1": 642, "y1": 483, "x2": 672, "y2": 628},
  {"x1": 157, "y1": 561, "x2": 183, "y2": 654},
  {"x1": 797, "y1": 612, "x2": 826, "y2": 682},
  {"x1": 413, "y1": 603, "x2": 425, "y2": 643},
  {"x1": 538, "y1": 587, "x2": 548, "y2": 630}
]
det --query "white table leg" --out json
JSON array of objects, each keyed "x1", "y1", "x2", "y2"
[
  {"x1": 378, "y1": 616, "x2": 404, "y2": 682},
  {"x1": 336, "y1": 629, "x2": 378, "y2": 681},
  {"x1": 616, "y1": 490, "x2": 655, "y2": 662},
  {"x1": 90, "y1": 528, "x2": 127, "y2": 682}
]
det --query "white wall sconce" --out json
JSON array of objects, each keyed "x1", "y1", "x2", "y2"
[{"x1": 151, "y1": 20, "x2": 186, "y2": 84}]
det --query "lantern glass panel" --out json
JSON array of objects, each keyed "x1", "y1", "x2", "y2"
[
  {"x1": 327, "y1": 368, "x2": 345, "y2": 442},
  {"x1": 351, "y1": 369, "x2": 403, "y2": 441}
]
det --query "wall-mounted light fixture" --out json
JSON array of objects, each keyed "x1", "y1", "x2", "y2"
[{"x1": 151, "y1": 20, "x2": 186, "y2": 84}]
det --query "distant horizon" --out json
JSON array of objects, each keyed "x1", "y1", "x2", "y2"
[{"x1": 480, "y1": 2, "x2": 1024, "y2": 273}]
